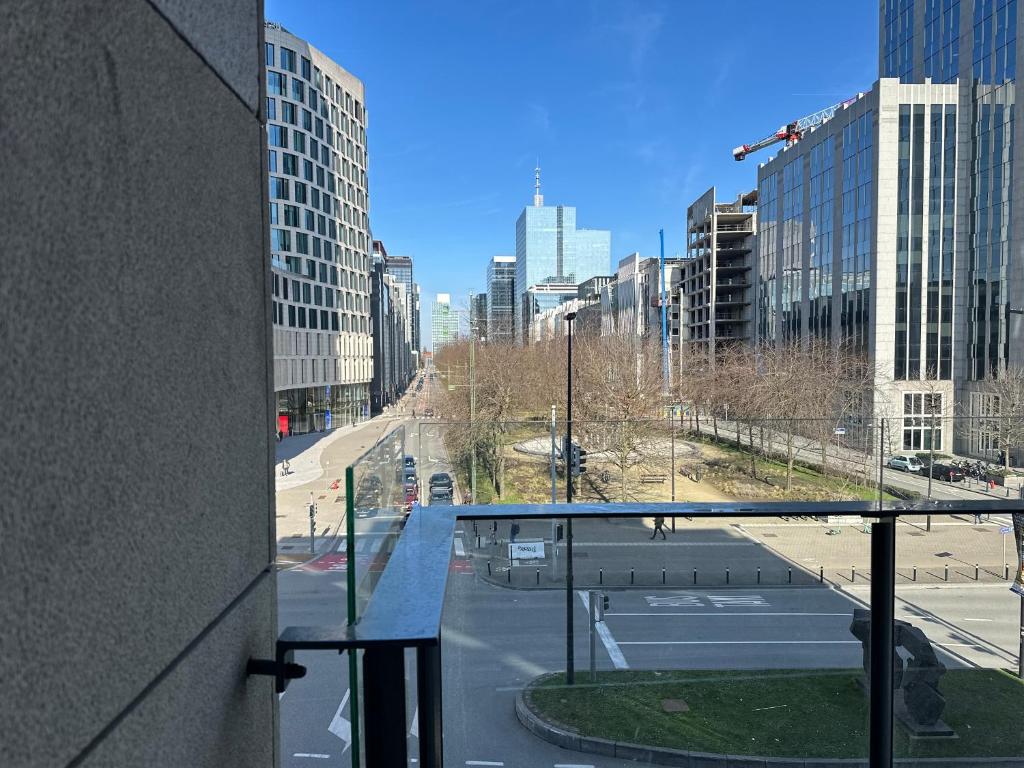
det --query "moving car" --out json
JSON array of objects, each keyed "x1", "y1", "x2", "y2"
[
  {"x1": 886, "y1": 455, "x2": 923, "y2": 473},
  {"x1": 404, "y1": 455, "x2": 416, "y2": 469},
  {"x1": 403, "y1": 481, "x2": 419, "y2": 510},
  {"x1": 924, "y1": 462, "x2": 964, "y2": 482},
  {"x1": 429, "y1": 472, "x2": 453, "y2": 492},
  {"x1": 404, "y1": 466, "x2": 416, "y2": 484},
  {"x1": 429, "y1": 487, "x2": 454, "y2": 507}
]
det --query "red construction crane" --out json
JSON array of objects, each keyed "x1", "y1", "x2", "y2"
[{"x1": 732, "y1": 96, "x2": 860, "y2": 161}]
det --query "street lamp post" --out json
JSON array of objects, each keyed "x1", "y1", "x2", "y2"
[{"x1": 564, "y1": 310, "x2": 577, "y2": 685}]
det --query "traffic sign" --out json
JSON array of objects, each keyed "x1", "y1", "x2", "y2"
[
  {"x1": 325, "y1": 410, "x2": 332, "y2": 430},
  {"x1": 1001, "y1": 526, "x2": 1012, "y2": 535},
  {"x1": 834, "y1": 427, "x2": 847, "y2": 435}
]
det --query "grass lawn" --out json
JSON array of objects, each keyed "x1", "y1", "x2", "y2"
[{"x1": 528, "y1": 668, "x2": 1024, "y2": 759}]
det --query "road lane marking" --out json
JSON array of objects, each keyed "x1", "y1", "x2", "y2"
[
  {"x1": 961, "y1": 618, "x2": 994, "y2": 622},
  {"x1": 554, "y1": 764, "x2": 594, "y2": 768},
  {"x1": 410, "y1": 704, "x2": 418, "y2": 737},
  {"x1": 577, "y1": 591, "x2": 629, "y2": 669},
  {"x1": 328, "y1": 689, "x2": 352, "y2": 752},
  {"x1": 466, "y1": 762, "x2": 504, "y2": 766},
  {"x1": 617, "y1": 640, "x2": 860, "y2": 645},
  {"x1": 454, "y1": 537, "x2": 466, "y2": 557},
  {"x1": 293, "y1": 754, "x2": 330, "y2": 760},
  {"x1": 608, "y1": 612, "x2": 852, "y2": 617}
]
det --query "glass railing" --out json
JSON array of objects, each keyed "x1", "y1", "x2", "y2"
[{"x1": 273, "y1": 413, "x2": 1024, "y2": 768}]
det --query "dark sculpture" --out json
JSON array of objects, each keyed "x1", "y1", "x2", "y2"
[{"x1": 849, "y1": 608, "x2": 947, "y2": 728}]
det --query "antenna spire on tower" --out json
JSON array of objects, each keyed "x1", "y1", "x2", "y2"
[{"x1": 533, "y1": 161, "x2": 544, "y2": 207}]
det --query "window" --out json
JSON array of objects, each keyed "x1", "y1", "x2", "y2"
[
  {"x1": 268, "y1": 125, "x2": 287, "y2": 147},
  {"x1": 293, "y1": 182, "x2": 307, "y2": 204},
  {"x1": 331, "y1": 313, "x2": 339, "y2": 332},
  {"x1": 267, "y1": 71, "x2": 285, "y2": 95},
  {"x1": 303, "y1": 282, "x2": 312, "y2": 302},
  {"x1": 304, "y1": 209, "x2": 314, "y2": 231},
  {"x1": 265, "y1": 43, "x2": 274, "y2": 66},
  {"x1": 311, "y1": 189, "x2": 320, "y2": 209},
  {"x1": 269, "y1": 177, "x2": 288, "y2": 200},
  {"x1": 316, "y1": 167, "x2": 325, "y2": 188},
  {"x1": 295, "y1": 233, "x2": 309, "y2": 254},
  {"x1": 291, "y1": 78, "x2": 304, "y2": 102},
  {"x1": 301, "y1": 56, "x2": 311, "y2": 81},
  {"x1": 315, "y1": 118, "x2": 324, "y2": 139},
  {"x1": 902, "y1": 392, "x2": 943, "y2": 451},
  {"x1": 266, "y1": 98, "x2": 276, "y2": 120},
  {"x1": 309, "y1": 139, "x2": 318, "y2": 160},
  {"x1": 310, "y1": 310, "x2": 318, "y2": 330},
  {"x1": 303, "y1": 109, "x2": 312, "y2": 131},
  {"x1": 292, "y1": 132, "x2": 305, "y2": 153},
  {"x1": 284, "y1": 205, "x2": 299, "y2": 227},
  {"x1": 283, "y1": 153, "x2": 298, "y2": 176},
  {"x1": 282, "y1": 102, "x2": 296, "y2": 125},
  {"x1": 314, "y1": 285, "x2": 323, "y2": 306},
  {"x1": 280, "y1": 47, "x2": 296, "y2": 73},
  {"x1": 304, "y1": 159, "x2": 314, "y2": 181},
  {"x1": 298, "y1": 307, "x2": 306, "y2": 328},
  {"x1": 269, "y1": 202, "x2": 279, "y2": 225},
  {"x1": 308, "y1": 89, "x2": 318, "y2": 111},
  {"x1": 288, "y1": 304, "x2": 296, "y2": 327},
  {"x1": 312, "y1": 237, "x2": 321, "y2": 258},
  {"x1": 268, "y1": 150, "x2": 277, "y2": 173},
  {"x1": 271, "y1": 228, "x2": 291, "y2": 252}
]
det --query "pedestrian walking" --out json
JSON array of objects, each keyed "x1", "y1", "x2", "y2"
[{"x1": 650, "y1": 516, "x2": 667, "y2": 540}]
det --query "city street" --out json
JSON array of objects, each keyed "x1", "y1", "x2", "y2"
[{"x1": 276, "y1": 377, "x2": 1024, "y2": 767}]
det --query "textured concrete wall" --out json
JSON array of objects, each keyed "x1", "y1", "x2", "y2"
[{"x1": 0, "y1": 1, "x2": 276, "y2": 767}]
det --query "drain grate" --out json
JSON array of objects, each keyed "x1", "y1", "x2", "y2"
[
  {"x1": 761, "y1": 533, "x2": 778, "y2": 538},
  {"x1": 907, "y1": 532, "x2": 925, "y2": 537}
]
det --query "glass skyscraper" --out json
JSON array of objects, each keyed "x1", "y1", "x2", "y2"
[
  {"x1": 514, "y1": 170, "x2": 611, "y2": 341},
  {"x1": 486, "y1": 255, "x2": 516, "y2": 343},
  {"x1": 431, "y1": 293, "x2": 459, "y2": 351}
]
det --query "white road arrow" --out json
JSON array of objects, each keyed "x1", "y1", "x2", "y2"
[{"x1": 328, "y1": 689, "x2": 352, "y2": 752}]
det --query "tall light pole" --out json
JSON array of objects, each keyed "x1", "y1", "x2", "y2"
[
  {"x1": 564, "y1": 310, "x2": 577, "y2": 685},
  {"x1": 469, "y1": 301, "x2": 477, "y2": 505}
]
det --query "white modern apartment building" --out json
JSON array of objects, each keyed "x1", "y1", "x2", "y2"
[{"x1": 265, "y1": 23, "x2": 373, "y2": 434}]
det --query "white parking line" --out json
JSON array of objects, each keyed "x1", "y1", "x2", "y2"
[
  {"x1": 454, "y1": 537, "x2": 466, "y2": 557},
  {"x1": 618, "y1": 640, "x2": 860, "y2": 645},
  {"x1": 554, "y1": 764, "x2": 595, "y2": 768},
  {"x1": 466, "y1": 762, "x2": 504, "y2": 766},
  {"x1": 608, "y1": 612, "x2": 852, "y2": 617},
  {"x1": 577, "y1": 591, "x2": 629, "y2": 669},
  {"x1": 293, "y1": 754, "x2": 330, "y2": 760}
]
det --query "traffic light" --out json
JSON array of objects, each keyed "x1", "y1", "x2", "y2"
[
  {"x1": 602, "y1": 594, "x2": 610, "y2": 611},
  {"x1": 555, "y1": 523, "x2": 564, "y2": 541},
  {"x1": 308, "y1": 503, "x2": 316, "y2": 519},
  {"x1": 577, "y1": 446, "x2": 588, "y2": 475}
]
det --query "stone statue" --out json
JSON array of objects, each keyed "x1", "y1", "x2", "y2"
[{"x1": 849, "y1": 609, "x2": 947, "y2": 730}]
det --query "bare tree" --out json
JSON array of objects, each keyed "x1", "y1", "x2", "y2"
[
  {"x1": 974, "y1": 366, "x2": 1024, "y2": 471},
  {"x1": 574, "y1": 332, "x2": 665, "y2": 500}
]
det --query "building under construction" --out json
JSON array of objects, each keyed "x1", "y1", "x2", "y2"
[{"x1": 681, "y1": 187, "x2": 758, "y2": 361}]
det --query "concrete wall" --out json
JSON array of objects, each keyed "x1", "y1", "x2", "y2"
[{"x1": 0, "y1": 1, "x2": 277, "y2": 767}]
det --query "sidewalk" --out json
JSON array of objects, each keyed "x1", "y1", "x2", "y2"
[
  {"x1": 273, "y1": 408, "x2": 412, "y2": 552},
  {"x1": 464, "y1": 513, "x2": 1021, "y2": 589}
]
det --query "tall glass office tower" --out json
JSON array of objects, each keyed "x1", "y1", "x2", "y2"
[
  {"x1": 514, "y1": 169, "x2": 611, "y2": 341},
  {"x1": 486, "y1": 255, "x2": 516, "y2": 343},
  {"x1": 879, "y1": 0, "x2": 1024, "y2": 456}
]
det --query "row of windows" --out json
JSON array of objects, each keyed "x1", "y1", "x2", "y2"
[
  {"x1": 269, "y1": 175, "x2": 369, "y2": 234},
  {"x1": 273, "y1": 300, "x2": 370, "y2": 334},
  {"x1": 272, "y1": 270, "x2": 368, "y2": 307},
  {"x1": 265, "y1": 43, "x2": 365, "y2": 122}
]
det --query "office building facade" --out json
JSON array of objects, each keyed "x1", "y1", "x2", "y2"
[
  {"x1": 756, "y1": 79, "x2": 959, "y2": 451},
  {"x1": 431, "y1": 293, "x2": 459, "y2": 350},
  {"x1": 879, "y1": 0, "x2": 1024, "y2": 461},
  {"x1": 266, "y1": 23, "x2": 372, "y2": 434},
  {"x1": 514, "y1": 170, "x2": 611, "y2": 341},
  {"x1": 470, "y1": 293, "x2": 488, "y2": 341},
  {"x1": 486, "y1": 255, "x2": 517, "y2": 343},
  {"x1": 370, "y1": 246, "x2": 413, "y2": 413},
  {"x1": 383, "y1": 253, "x2": 420, "y2": 358}
]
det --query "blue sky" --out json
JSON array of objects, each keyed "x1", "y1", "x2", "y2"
[{"x1": 265, "y1": 1, "x2": 879, "y2": 344}]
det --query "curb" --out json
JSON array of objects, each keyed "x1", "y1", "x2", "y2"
[{"x1": 515, "y1": 678, "x2": 1024, "y2": 768}]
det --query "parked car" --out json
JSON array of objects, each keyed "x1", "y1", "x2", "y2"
[
  {"x1": 423, "y1": 408, "x2": 434, "y2": 417},
  {"x1": 355, "y1": 475, "x2": 383, "y2": 517},
  {"x1": 886, "y1": 455, "x2": 923, "y2": 473},
  {"x1": 429, "y1": 472, "x2": 453, "y2": 492},
  {"x1": 404, "y1": 466, "x2": 416, "y2": 484},
  {"x1": 924, "y1": 462, "x2": 964, "y2": 482},
  {"x1": 404, "y1": 455, "x2": 416, "y2": 469}
]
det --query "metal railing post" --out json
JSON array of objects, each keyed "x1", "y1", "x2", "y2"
[
  {"x1": 870, "y1": 518, "x2": 895, "y2": 768},
  {"x1": 363, "y1": 645, "x2": 407, "y2": 767},
  {"x1": 417, "y1": 642, "x2": 443, "y2": 768}
]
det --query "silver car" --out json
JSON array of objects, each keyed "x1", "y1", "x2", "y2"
[{"x1": 887, "y1": 455, "x2": 923, "y2": 473}]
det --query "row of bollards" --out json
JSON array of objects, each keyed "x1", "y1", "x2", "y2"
[{"x1": 484, "y1": 560, "x2": 1014, "y2": 585}]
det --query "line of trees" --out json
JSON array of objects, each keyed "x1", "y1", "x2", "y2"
[{"x1": 434, "y1": 331, "x2": 1024, "y2": 498}]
